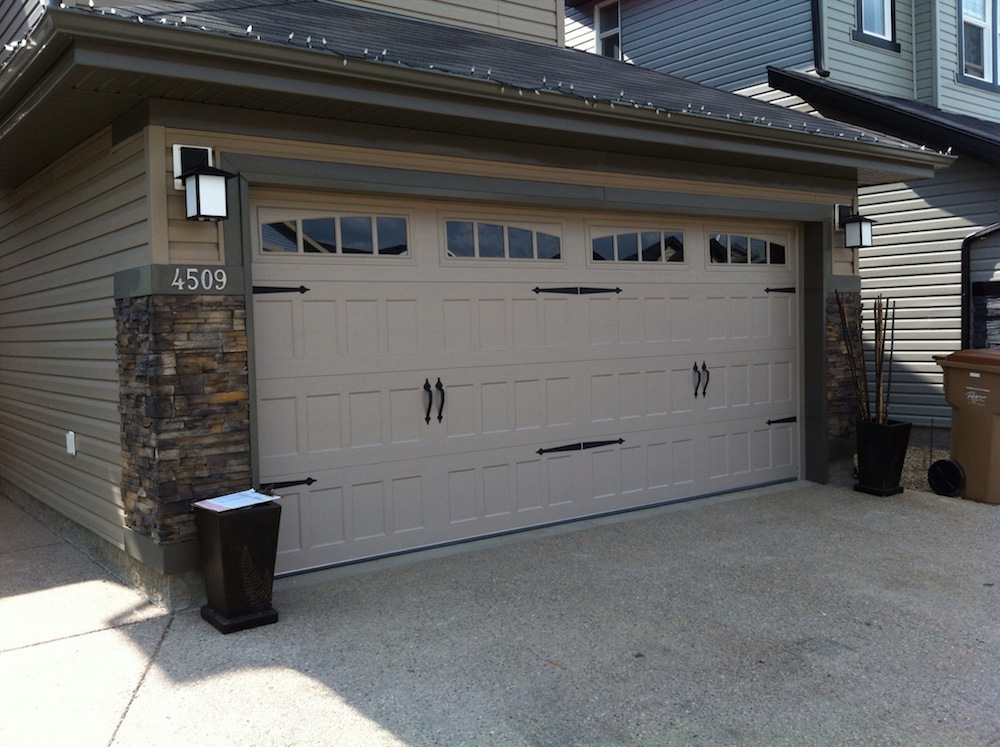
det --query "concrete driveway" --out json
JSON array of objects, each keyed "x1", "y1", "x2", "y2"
[{"x1": 2, "y1": 482, "x2": 998, "y2": 746}]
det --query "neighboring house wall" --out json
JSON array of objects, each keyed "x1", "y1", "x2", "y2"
[
  {"x1": 824, "y1": 0, "x2": 916, "y2": 97},
  {"x1": 858, "y1": 157, "x2": 1000, "y2": 423},
  {"x1": 343, "y1": 0, "x2": 565, "y2": 44},
  {"x1": 0, "y1": 128, "x2": 150, "y2": 547},
  {"x1": 566, "y1": 0, "x2": 814, "y2": 90},
  {"x1": 914, "y1": 0, "x2": 937, "y2": 104},
  {"x1": 936, "y1": 2, "x2": 1000, "y2": 119}
]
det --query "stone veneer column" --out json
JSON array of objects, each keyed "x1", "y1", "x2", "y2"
[
  {"x1": 117, "y1": 294, "x2": 251, "y2": 547},
  {"x1": 827, "y1": 291, "x2": 862, "y2": 451}
]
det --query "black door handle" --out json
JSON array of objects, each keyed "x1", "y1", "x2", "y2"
[
  {"x1": 693, "y1": 362, "x2": 701, "y2": 398},
  {"x1": 701, "y1": 362, "x2": 710, "y2": 398},
  {"x1": 423, "y1": 378, "x2": 433, "y2": 424},
  {"x1": 435, "y1": 378, "x2": 445, "y2": 423}
]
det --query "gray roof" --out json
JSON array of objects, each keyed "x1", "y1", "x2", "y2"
[
  {"x1": 58, "y1": 0, "x2": 910, "y2": 142},
  {"x1": 0, "y1": 0, "x2": 951, "y2": 188},
  {"x1": 769, "y1": 66, "x2": 1000, "y2": 167}
]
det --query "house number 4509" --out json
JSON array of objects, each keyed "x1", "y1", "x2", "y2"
[{"x1": 171, "y1": 267, "x2": 229, "y2": 292}]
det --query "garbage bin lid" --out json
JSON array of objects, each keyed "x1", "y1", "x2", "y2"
[{"x1": 935, "y1": 348, "x2": 1000, "y2": 372}]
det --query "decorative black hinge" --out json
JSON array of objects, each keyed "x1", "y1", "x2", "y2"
[
  {"x1": 765, "y1": 287, "x2": 796, "y2": 294},
  {"x1": 260, "y1": 477, "x2": 316, "y2": 493},
  {"x1": 253, "y1": 285, "x2": 310, "y2": 295},
  {"x1": 537, "y1": 438, "x2": 624, "y2": 456},
  {"x1": 533, "y1": 286, "x2": 623, "y2": 295},
  {"x1": 766, "y1": 416, "x2": 798, "y2": 426}
]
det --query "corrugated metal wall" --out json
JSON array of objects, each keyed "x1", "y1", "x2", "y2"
[{"x1": 0, "y1": 129, "x2": 149, "y2": 547}]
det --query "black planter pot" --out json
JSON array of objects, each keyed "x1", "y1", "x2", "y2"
[
  {"x1": 195, "y1": 500, "x2": 281, "y2": 634},
  {"x1": 855, "y1": 419, "x2": 912, "y2": 496}
]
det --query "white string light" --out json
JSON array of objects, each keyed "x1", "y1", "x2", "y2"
[{"x1": 12, "y1": 3, "x2": 940, "y2": 156}]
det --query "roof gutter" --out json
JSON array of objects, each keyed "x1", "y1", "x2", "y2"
[{"x1": 961, "y1": 222, "x2": 1000, "y2": 348}]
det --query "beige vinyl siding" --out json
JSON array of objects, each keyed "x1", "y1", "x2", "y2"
[
  {"x1": 858, "y1": 158, "x2": 1000, "y2": 425},
  {"x1": 0, "y1": 0, "x2": 43, "y2": 48},
  {"x1": 825, "y1": 0, "x2": 915, "y2": 98},
  {"x1": 342, "y1": 0, "x2": 563, "y2": 45},
  {"x1": 936, "y1": 1, "x2": 1000, "y2": 121},
  {"x1": 0, "y1": 129, "x2": 150, "y2": 547}
]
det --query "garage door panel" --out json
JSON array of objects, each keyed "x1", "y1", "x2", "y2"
[{"x1": 254, "y1": 205, "x2": 800, "y2": 574}]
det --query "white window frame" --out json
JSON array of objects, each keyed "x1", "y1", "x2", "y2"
[
  {"x1": 860, "y1": 0, "x2": 893, "y2": 41},
  {"x1": 962, "y1": 0, "x2": 995, "y2": 83},
  {"x1": 595, "y1": 0, "x2": 621, "y2": 61}
]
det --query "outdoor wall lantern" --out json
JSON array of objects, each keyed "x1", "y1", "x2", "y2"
[
  {"x1": 181, "y1": 164, "x2": 236, "y2": 221},
  {"x1": 842, "y1": 212, "x2": 875, "y2": 249}
]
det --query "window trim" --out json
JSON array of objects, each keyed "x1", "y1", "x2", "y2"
[
  {"x1": 594, "y1": 0, "x2": 621, "y2": 61},
  {"x1": 959, "y1": 0, "x2": 997, "y2": 86},
  {"x1": 851, "y1": 0, "x2": 901, "y2": 53}
]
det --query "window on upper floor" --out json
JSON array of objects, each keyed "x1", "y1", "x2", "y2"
[
  {"x1": 596, "y1": 0, "x2": 621, "y2": 60},
  {"x1": 852, "y1": 0, "x2": 901, "y2": 52},
  {"x1": 962, "y1": 0, "x2": 993, "y2": 82}
]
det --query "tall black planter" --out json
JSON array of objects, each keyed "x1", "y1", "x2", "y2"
[
  {"x1": 855, "y1": 419, "x2": 912, "y2": 496},
  {"x1": 195, "y1": 500, "x2": 281, "y2": 634}
]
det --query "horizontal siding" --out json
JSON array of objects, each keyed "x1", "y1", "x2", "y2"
[
  {"x1": 0, "y1": 130, "x2": 150, "y2": 548},
  {"x1": 970, "y1": 232, "x2": 1000, "y2": 282},
  {"x1": 0, "y1": 0, "x2": 43, "y2": 48},
  {"x1": 343, "y1": 0, "x2": 561, "y2": 44},
  {"x1": 565, "y1": 0, "x2": 813, "y2": 90},
  {"x1": 825, "y1": 0, "x2": 915, "y2": 98},
  {"x1": 624, "y1": 0, "x2": 813, "y2": 91},
  {"x1": 857, "y1": 157, "x2": 1000, "y2": 425},
  {"x1": 935, "y1": 1, "x2": 1000, "y2": 122},
  {"x1": 564, "y1": 2, "x2": 595, "y2": 52},
  {"x1": 913, "y1": 0, "x2": 935, "y2": 104}
]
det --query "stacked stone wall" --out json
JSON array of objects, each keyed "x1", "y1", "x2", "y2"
[
  {"x1": 828, "y1": 291, "x2": 861, "y2": 447},
  {"x1": 117, "y1": 294, "x2": 250, "y2": 545}
]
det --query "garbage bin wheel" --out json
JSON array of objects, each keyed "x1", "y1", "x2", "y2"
[{"x1": 928, "y1": 459, "x2": 964, "y2": 497}]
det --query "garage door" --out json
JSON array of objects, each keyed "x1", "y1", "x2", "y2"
[{"x1": 250, "y1": 197, "x2": 799, "y2": 575}]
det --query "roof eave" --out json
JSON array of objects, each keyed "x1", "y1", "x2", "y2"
[
  {"x1": 768, "y1": 66, "x2": 992, "y2": 166},
  {"x1": 0, "y1": 10, "x2": 952, "y2": 189}
]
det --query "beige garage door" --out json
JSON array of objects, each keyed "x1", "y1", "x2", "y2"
[{"x1": 250, "y1": 196, "x2": 799, "y2": 575}]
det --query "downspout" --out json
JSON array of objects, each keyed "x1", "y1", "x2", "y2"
[
  {"x1": 961, "y1": 222, "x2": 1000, "y2": 349},
  {"x1": 810, "y1": 0, "x2": 831, "y2": 77}
]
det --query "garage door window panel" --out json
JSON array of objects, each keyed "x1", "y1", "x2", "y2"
[
  {"x1": 590, "y1": 230, "x2": 684, "y2": 263},
  {"x1": 445, "y1": 219, "x2": 562, "y2": 260},
  {"x1": 710, "y1": 233, "x2": 786, "y2": 265},
  {"x1": 261, "y1": 213, "x2": 410, "y2": 256}
]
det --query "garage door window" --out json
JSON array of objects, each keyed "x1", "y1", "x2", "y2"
[
  {"x1": 445, "y1": 220, "x2": 561, "y2": 260},
  {"x1": 709, "y1": 233, "x2": 786, "y2": 265},
  {"x1": 261, "y1": 215, "x2": 409, "y2": 256},
  {"x1": 591, "y1": 230, "x2": 684, "y2": 263}
]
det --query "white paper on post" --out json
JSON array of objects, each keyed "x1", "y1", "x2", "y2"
[{"x1": 193, "y1": 489, "x2": 277, "y2": 513}]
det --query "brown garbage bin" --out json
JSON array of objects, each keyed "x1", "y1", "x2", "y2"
[{"x1": 934, "y1": 349, "x2": 1000, "y2": 504}]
